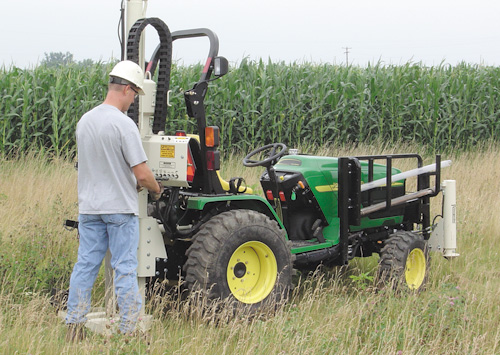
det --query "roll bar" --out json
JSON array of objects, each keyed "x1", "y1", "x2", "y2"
[{"x1": 148, "y1": 28, "x2": 225, "y2": 83}]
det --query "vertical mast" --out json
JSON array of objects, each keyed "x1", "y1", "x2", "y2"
[{"x1": 126, "y1": 0, "x2": 147, "y2": 69}]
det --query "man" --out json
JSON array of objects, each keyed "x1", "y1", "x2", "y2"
[{"x1": 66, "y1": 60, "x2": 162, "y2": 340}]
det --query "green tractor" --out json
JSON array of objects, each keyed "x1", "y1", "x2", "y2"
[{"x1": 120, "y1": 14, "x2": 458, "y2": 312}]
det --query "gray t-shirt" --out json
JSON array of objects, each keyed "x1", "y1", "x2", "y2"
[{"x1": 76, "y1": 104, "x2": 147, "y2": 215}]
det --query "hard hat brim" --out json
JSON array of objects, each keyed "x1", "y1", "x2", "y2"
[{"x1": 109, "y1": 76, "x2": 145, "y2": 95}]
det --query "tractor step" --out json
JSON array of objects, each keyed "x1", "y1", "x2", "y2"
[{"x1": 290, "y1": 240, "x2": 318, "y2": 248}]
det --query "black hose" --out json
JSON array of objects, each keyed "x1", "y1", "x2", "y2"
[
  {"x1": 126, "y1": 17, "x2": 173, "y2": 133},
  {"x1": 118, "y1": 0, "x2": 125, "y2": 60}
]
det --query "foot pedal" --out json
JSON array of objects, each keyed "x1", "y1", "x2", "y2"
[{"x1": 312, "y1": 219, "x2": 326, "y2": 243}]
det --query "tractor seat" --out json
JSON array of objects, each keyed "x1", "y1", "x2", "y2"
[
  {"x1": 188, "y1": 134, "x2": 253, "y2": 194},
  {"x1": 216, "y1": 172, "x2": 253, "y2": 194}
]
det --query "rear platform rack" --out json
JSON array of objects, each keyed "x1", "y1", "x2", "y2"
[{"x1": 337, "y1": 154, "x2": 444, "y2": 264}]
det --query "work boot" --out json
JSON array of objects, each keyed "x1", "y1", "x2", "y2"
[{"x1": 66, "y1": 323, "x2": 86, "y2": 342}]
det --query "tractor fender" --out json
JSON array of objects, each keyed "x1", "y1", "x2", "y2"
[{"x1": 186, "y1": 194, "x2": 288, "y2": 237}]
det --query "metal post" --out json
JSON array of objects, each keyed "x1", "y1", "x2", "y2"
[
  {"x1": 428, "y1": 180, "x2": 459, "y2": 258},
  {"x1": 126, "y1": 0, "x2": 147, "y2": 69}
]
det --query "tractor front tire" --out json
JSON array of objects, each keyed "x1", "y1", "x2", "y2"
[
  {"x1": 184, "y1": 209, "x2": 293, "y2": 312},
  {"x1": 377, "y1": 231, "x2": 429, "y2": 291}
]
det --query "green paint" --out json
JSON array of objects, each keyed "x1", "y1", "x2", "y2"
[{"x1": 275, "y1": 155, "x2": 403, "y2": 246}]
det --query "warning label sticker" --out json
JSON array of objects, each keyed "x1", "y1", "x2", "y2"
[
  {"x1": 160, "y1": 145, "x2": 175, "y2": 158},
  {"x1": 160, "y1": 161, "x2": 175, "y2": 169}
]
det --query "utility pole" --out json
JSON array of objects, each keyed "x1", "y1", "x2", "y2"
[{"x1": 343, "y1": 46, "x2": 351, "y2": 65}]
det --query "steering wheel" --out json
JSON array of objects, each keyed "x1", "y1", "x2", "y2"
[{"x1": 243, "y1": 143, "x2": 287, "y2": 167}]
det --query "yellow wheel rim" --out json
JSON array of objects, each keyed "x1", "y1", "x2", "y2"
[
  {"x1": 405, "y1": 248, "x2": 426, "y2": 290},
  {"x1": 226, "y1": 241, "x2": 277, "y2": 304}
]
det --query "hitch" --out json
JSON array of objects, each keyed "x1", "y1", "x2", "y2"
[{"x1": 64, "y1": 219, "x2": 79, "y2": 230}]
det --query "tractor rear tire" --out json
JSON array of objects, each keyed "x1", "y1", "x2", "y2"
[
  {"x1": 183, "y1": 209, "x2": 293, "y2": 313},
  {"x1": 377, "y1": 231, "x2": 429, "y2": 291}
]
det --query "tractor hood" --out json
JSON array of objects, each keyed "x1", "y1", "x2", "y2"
[
  {"x1": 258, "y1": 154, "x2": 406, "y2": 246},
  {"x1": 274, "y1": 155, "x2": 402, "y2": 190}
]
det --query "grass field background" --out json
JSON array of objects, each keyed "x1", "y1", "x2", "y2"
[{"x1": 0, "y1": 142, "x2": 499, "y2": 354}]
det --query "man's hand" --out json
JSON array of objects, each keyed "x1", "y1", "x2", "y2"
[
  {"x1": 133, "y1": 162, "x2": 162, "y2": 195},
  {"x1": 149, "y1": 181, "x2": 164, "y2": 201}
]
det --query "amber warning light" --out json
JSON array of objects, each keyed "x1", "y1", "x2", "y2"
[{"x1": 205, "y1": 126, "x2": 220, "y2": 148}]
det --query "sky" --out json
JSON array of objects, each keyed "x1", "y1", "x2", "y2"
[{"x1": 1, "y1": 0, "x2": 499, "y2": 68}]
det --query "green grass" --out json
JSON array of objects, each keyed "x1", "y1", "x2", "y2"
[{"x1": 0, "y1": 143, "x2": 499, "y2": 353}]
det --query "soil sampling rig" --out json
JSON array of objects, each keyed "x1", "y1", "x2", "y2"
[{"x1": 67, "y1": 0, "x2": 459, "y2": 330}]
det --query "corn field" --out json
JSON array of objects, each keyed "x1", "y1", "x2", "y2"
[{"x1": 1, "y1": 60, "x2": 500, "y2": 155}]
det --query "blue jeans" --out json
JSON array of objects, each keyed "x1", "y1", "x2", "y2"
[{"x1": 65, "y1": 214, "x2": 142, "y2": 334}]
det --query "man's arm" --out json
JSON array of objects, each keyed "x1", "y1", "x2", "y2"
[{"x1": 132, "y1": 162, "x2": 162, "y2": 194}]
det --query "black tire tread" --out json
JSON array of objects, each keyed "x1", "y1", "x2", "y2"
[
  {"x1": 183, "y1": 209, "x2": 292, "y2": 305},
  {"x1": 377, "y1": 231, "x2": 429, "y2": 290}
]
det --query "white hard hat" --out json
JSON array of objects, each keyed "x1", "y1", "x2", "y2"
[{"x1": 109, "y1": 60, "x2": 145, "y2": 95}]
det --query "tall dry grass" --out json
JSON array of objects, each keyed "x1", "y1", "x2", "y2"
[{"x1": 0, "y1": 143, "x2": 499, "y2": 354}]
